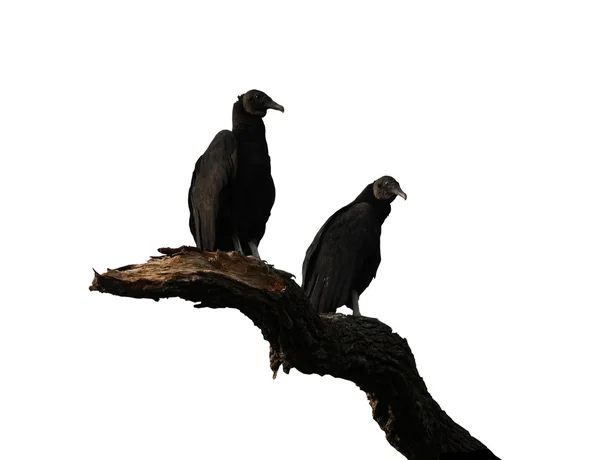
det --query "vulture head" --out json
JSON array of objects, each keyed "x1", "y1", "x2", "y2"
[
  {"x1": 373, "y1": 175, "x2": 407, "y2": 202},
  {"x1": 240, "y1": 89, "x2": 284, "y2": 117}
]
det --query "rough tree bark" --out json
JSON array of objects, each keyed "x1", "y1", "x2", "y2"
[{"x1": 89, "y1": 246, "x2": 500, "y2": 460}]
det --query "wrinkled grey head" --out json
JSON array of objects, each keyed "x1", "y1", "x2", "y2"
[
  {"x1": 240, "y1": 89, "x2": 284, "y2": 117},
  {"x1": 372, "y1": 175, "x2": 407, "y2": 202}
]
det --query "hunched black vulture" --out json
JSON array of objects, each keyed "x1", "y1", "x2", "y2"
[
  {"x1": 301, "y1": 176, "x2": 407, "y2": 316},
  {"x1": 188, "y1": 90, "x2": 284, "y2": 258}
]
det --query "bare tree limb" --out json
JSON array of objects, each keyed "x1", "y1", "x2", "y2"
[{"x1": 89, "y1": 246, "x2": 500, "y2": 460}]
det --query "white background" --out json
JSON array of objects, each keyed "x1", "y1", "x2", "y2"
[{"x1": 1, "y1": 1, "x2": 599, "y2": 459}]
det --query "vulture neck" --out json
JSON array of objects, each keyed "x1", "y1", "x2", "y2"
[
  {"x1": 232, "y1": 100, "x2": 267, "y2": 145},
  {"x1": 353, "y1": 184, "x2": 392, "y2": 224}
]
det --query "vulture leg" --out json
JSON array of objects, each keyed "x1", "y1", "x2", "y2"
[
  {"x1": 232, "y1": 233, "x2": 244, "y2": 255},
  {"x1": 351, "y1": 290, "x2": 361, "y2": 317},
  {"x1": 248, "y1": 240, "x2": 261, "y2": 259}
]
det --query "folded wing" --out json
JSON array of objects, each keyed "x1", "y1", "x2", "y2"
[
  {"x1": 188, "y1": 130, "x2": 237, "y2": 250},
  {"x1": 302, "y1": 203, "x2": 381, "y2": 313}
]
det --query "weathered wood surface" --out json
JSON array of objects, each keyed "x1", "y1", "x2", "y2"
[{"x1": 90, "y1": 246, "x2": 500, "y2": 460}]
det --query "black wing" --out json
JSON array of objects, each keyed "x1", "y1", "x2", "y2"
[
  {"x1": 302, "y1": 202, "x2": 382, "y2": 313},
  {"x1": 188, "y1": 130, "x2": 237, "y2": 250}
]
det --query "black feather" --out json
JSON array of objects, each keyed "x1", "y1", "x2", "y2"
[
  {"x1": 302, "y1": 177, "x2": 404, "y2": 314},
  {"x1": 188, "y1": 90, "x2": 282, "y2": 254}
]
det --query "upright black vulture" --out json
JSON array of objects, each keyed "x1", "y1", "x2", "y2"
[
  {"x1": 188, "y1": 90, "x2": 284, "y2": 258},
  {"x1": 301, "y1": 176, "x2": 407, "y2": 316}
]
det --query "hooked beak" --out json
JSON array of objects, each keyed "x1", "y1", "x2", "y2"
[
  {"x1": 264, "y1": 99, "x2": 285, "y2": 113},
  {"x1": 395, "y1": 188, "x2": 407, "y2": 200}
]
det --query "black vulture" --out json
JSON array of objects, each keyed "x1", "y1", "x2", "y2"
[
  {"x1": 188, "y1": 90, "x2": 284, "y2": 258},
  {"x1": 301, "y1": 176, "x2": 407, "y2": 316}
]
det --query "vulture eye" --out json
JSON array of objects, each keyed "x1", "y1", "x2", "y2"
[{"x1": 255, "y1": 94, "x2": 260, "y2": 99}]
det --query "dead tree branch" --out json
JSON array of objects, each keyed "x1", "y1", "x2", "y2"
[{"x1": 89, "y1": 246, "x2": 500, "y2": 460}]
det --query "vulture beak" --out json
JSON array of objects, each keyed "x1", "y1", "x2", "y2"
[
  {"x1": 265, "y1": 99, "x2": 285, "y2": 113},
  {"x1": 395, "y1": 189, "x2": 407, "y2": 200}
]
